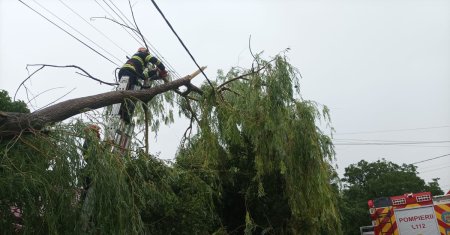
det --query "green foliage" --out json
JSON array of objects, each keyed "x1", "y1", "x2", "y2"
[
  {"x1": 0, "y1": 54, "x2": 341, "y2": 234},
  {"x1": 0, "y1": 90, "x2": 30, "y2": 113},
  {"x1": 340, "y1": 159, "x2": 444, "y2": 235},
  {"x1": 134, "y1": 79, "x2": 175, "y2": 135},
  {"x1": 128, "y1": 154, "x2": 218, "y2": 234},
  {"x1": 0, "y1": 123, "x2": 217, "y2": 234},
  {"x1": 177, "y1": 55, "x2": 341, "y2": 234}
]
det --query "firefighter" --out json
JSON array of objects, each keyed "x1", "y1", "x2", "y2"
[{"x1": 117, "y1": 47, "x2": 168, "y2": 123}]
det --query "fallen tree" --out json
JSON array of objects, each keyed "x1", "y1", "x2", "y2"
[
  {"x1": 1, "y1": 55, "x2": 342, "y2": 234},
  {"x1": 0, "y1": 68, "x2": 204, "y2": 138}
]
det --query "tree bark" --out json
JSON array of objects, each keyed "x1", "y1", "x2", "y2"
[{"x1": 0, "y1": 76, "x2": 197, "y2": 138}]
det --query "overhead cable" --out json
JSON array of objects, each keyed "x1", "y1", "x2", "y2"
[
  {"x1": 334, "y1": 141, "x2": 450, "y2": 146},
  {"x1": 418, "y1": 165, "x2": 450, "y2": 174},
  {"x1": 94, "y1": 0, "x2": 143, "y2": 46},
  {"x1": 57, "y1": 0, "x2": 130, "y2": 57},
  {"x1": 336, "y1": 125, "x2": 450, "y2": 135},
  {"x1": 18, "y1": 0, "x2": 119, "y2": 66},
  {"x1": 149, "y1": 0, "x2": 213, "y2": 87},
  {"x1": 105, "y1": 0, "x2": 182, "y2": 79},
  {"x1": 31, "y1": 0, "x2": 123, "y2": 65},
  {"x1": 334, "y1": 138, "x2": 450, "y2": 143},
  {"x1": 411, "y1": 153, "x2": 450, "y2": 165}
]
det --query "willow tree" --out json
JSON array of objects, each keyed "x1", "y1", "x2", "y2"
[
  {"x1": 0, "y1": 54, "x2": 341, "y2": 234},
  {"x1": 176, "y1": 55, "x2": 341, "y2": 234}
]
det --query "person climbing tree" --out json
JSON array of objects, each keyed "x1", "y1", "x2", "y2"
[{"x1": 117, "y1": 47, "x2": 168, "y2": 123}]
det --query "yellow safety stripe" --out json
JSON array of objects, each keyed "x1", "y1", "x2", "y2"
[
  {"x1": 144, "y1": 54, "x2": 152, "y2": 63},
  {"x1": 143, "y1": 69, "x2": 149, "y2": 78},
  {"x1": 122, "y1": 64, "x2": 136, "y2": 71},
  {"x1": 132, "y1": 55, "x2": 144, "y2": 67},
  {"x1": 145, "y1": 54, "x2": 161, "y2": 65}
]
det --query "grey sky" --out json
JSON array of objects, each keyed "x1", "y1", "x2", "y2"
[{"x1": 1, "y1": 0, "x2": 449, "y2": 191}]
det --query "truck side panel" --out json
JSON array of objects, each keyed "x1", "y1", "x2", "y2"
[{"x1": 434, "y1": 203, "x2": 450, "y2": 235}]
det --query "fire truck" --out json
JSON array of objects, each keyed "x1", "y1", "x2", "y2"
[{"x1": 365, "y1": 191, "x2": 450, "y2": 235}]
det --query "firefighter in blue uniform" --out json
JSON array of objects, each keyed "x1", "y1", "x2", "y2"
[{"x1": 117, "y1": 47, "x2": 168, "y2": 123}]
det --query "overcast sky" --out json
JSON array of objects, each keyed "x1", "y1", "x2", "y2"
[{"x1": 1, "y1": 0, "x2": 449, "y2": 192}]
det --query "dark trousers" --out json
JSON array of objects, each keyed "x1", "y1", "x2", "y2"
[{"x1": 118, "y1": 69, "x2": 139, "y2": 124}]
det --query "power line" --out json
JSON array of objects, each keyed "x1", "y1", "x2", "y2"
[
  {"x1": 97, "y1": 0, "x2": 183, "y2": 80},
  {"x1": 57, "y1": 0, "x2": 130, "y2": 57},
  {"x1": 107, "y1": 0, "x2": 136, "y2": 29},
  {"x1": 104, "y1": 0, "x2": 182, "y2": 79},
  {"x1": 334, "y1": 144, "x2": 450, "y2": 148},
  {"x1": 418, "y1": 165, "x2": 450, "y2": 174},
  {"x1": 93, "y1": 0, "x2": 183, "y2": 80},
  {"x1": 334, "y1": 138, "x2": 450, "y2": 143},
  {"x1": 335, "y1": 125, "x2": 450, "y2": 135},
  {"x1": 149, "y1": 0, "x2": 213, "y2": 87},
  {"x1": 411, "y1": 153, "x2": 450, "y2": 165},
  {"x1": 30, "y1": 0, "x2": 122, "y2": 65},
  {"x1": 417, "y1": 162, "x2": 450, "y2": 171},
  {"x1": 334, "y1": 141, "x2": 450, "y2": 146},
  {"x1": 99, "y1": 0, "x2": 146, "y2": 49},
  {"x1": 122, "y1": 0, "x2": 182, "y2": 79},
  {"x1": 18, "y1": 0, "x2": 119, "y2": 66},
  {"x1": 94, "y1": 0, "x2": 143, "y2": 46}
]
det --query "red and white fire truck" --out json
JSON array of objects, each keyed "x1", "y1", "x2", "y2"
[{"x1": 365, "y1": 191, "x2": 450, "y2": 235}]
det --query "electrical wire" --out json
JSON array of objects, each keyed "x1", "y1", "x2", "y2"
[
  {"x1": 335, "y1": 144, "x2": 450, "y2": 148},
  {"x1": 334, "y1": 141, "x2": 450, "y2": 145},
  {"x1": 97, "y1": 0, "x2": 183, "y2": 80},
  {"x1": 417, "y1": 162, "x2": 450, "y2": 171},
  {"x1": 94, "y1": 0, "x2": 143, "y2": 46},
  {"x1": 411, "y1": 153, "x2": 450, "y2": 165},
  {"x1": 334, "y1": 138, "x2": 450, "y2": 143},
  {"x1": 149, "y1": 0, "x2": 213, "y2": 87},
  {"x1": 104, "y1": 0, "x2": 182, "y2": 79},
  {"x1": 107, "y1": 0, "x2": 136, "y2": 29},
  {"x1": 118, "y1": 0, "x2": 182, "y2": 79},
  {"x1": 31, "y1": 0, "x2": 123, "y2": 65},
  {"x1": 57, "y1": 0, "x2": 130, "y2": 57},
  {"x1": 336, "y1": 125, "x2": 450, "y2": 135},
  {"x1": 418, "y1": 165, "x2": 450, "y2": 174},
  {"x1": 18, "y1": 0, "x2": 119, "y2": 66}
]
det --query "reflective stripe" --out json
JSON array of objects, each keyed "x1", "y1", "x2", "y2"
[
  {"x1": 145, "y1": 54, "x2": 161, "y2": 65},
  {"x1": 145, "y1": 55, "x2": 152, "y2": 63},
  {"x1": 132, "y1": 55, "x2": 144, "y2": 67},
  {"x1": 122, "y1": 64, "x2": 136, "y2": 71}
]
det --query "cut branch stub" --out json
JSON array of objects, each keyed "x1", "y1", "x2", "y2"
[{"x1": 188, "y1": 66, "x2": 207, "y2": 80}]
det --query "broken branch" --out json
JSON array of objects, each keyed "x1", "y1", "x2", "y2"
[{"x1": 1, "y1": 69, "x2": 203, "y2": 138}]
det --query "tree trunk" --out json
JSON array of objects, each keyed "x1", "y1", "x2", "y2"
[{"x1": 0, "y1": 76, "x2": 198, "y2": 138}]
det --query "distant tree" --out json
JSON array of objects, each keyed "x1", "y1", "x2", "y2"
[
  {"x1": 340, "y1": 159, "x2": 444, "y2": 235},
  {"x1": 0, "y1": 90, "x2": 29, "y2": 113}
]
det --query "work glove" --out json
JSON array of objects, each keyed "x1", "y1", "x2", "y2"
[{"x1": 158, "y1": 69, "x2": 168, "y2": 79}]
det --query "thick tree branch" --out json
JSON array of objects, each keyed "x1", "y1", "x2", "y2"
[{"x1": 0, "y1": 69, "x2": 203, "y2": 138}]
